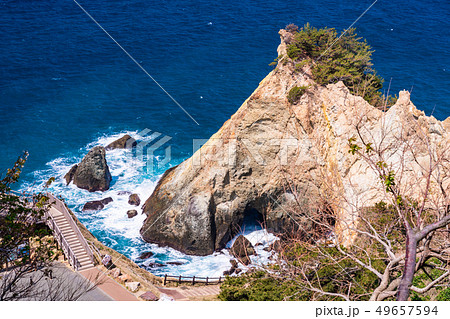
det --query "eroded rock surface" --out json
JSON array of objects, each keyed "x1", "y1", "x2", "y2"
[
  {"x1": 127, "y1": 209, "x2": 138, "y2": 218},
  {"x1": 64, "y1": 164, "x2": 78, "y2": 185},
  {"x1": 231, "y1": 235, "x2": 255, "y2": 265},
  {"x1": 82, "y1": 197, "x2": 113, "y2": 211},
  {"x1": 140, "y1": 29, "x2": 450, "y2": 256},
  {"x1": 68, "y1": 146, "x2": 112, "y2": 192},
  {"x1": 128, "y1": 193, "x2": 141, "y2": 206},
  {"x1": 106, "y1": 134, "x2": 137, "y2": 150}
]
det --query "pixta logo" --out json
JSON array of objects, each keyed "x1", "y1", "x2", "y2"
[{"x1": 128, "y1": 129, "x2": 172, "y2": 174}]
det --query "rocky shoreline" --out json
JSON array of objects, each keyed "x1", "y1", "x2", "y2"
[
  {"x1": 139, "y1": 29, "x2": 450, "y2": 256},
  {"x1": 62, "y1": 29, "x2": 450, "y2": 276}
]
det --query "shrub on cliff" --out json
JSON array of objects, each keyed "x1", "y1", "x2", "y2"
[
  {"x1": 218, "y1": 240, "x2": 384, "y2": 301},
  {"x1": 287, "y1": 85, "x2": 309, "y2": 104},
  {"x1": 437, "y1": 287, "x2": 450, "y2": 301},
  {"x1": 218, "y1": 270, "x2": 307, "y2": 301},
  {"x1": 286, "y1": 23, "x2": 395, "y2": 108}
]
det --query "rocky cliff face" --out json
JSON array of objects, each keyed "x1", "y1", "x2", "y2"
[
  {"x1": 140, "y1": 30, "x2": 450, "y2": 256},
  {"x1": 66, "y1": 146, "x2": 112, "y2": 192}
]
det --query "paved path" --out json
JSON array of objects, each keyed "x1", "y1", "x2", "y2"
[
  {"x1": 80, "y1": 267, "x2": 138, "y2": 301},
  {"x1": 0, "y1": 262, "x2": 112, "y2": 301},
  {"x1": 158, "y1": 285, "x2": 221, "y2": 301}
]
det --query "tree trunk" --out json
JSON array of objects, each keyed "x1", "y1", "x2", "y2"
[{"x1": 397, "y1": 231, "x2": 417, "y2": 301}]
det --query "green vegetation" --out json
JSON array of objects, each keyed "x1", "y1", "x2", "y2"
[
  {"x1": 218, "y1": 270, "x2": 307, "y2": 301},
  {"x1": 0, "y1": 152, "x2": 53, "y2": 269},
  {"x1": 287, "y1": 85, "x2": 309, "y2": 104},
  {"x1": 219, "y1": 200, "x2": 448, "y2": 301},
  {"x1": 219, "y1": 241, "x2": 385, "y2": 301},
  {"x1": 285, "y1": 23, "x2": 396, "y2": 108},
  {"x1": 0, "y1": 152, "x2": 56, "y2": 300},
  {"x1": 437, "y1": 288, "x2": 450, "y2": 301}
]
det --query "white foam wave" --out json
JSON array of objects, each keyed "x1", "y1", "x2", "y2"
[{"x1": 21, "y1": 131, "x2": 279, "y2": 278}]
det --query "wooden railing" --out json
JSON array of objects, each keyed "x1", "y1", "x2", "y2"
[{"x1": 161, "y1": 274, "x2": 223, "y2": 286}]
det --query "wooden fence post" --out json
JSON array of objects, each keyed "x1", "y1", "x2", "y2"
[
  {"x1": 179, "y1": 275, "x2": 182, "y2": 284},
  {"x1": 206, "y1": 277, "x2": 209, "y2": 285},
  {"x1": 164, "y1": 274, "x2": 167, "y2": 286},
  {"x1": 192, "y1": 276, "x2": 195, "y2": 285},
  {"x1": 219, "y1": 276, "x2": 222, "y2": 283}
]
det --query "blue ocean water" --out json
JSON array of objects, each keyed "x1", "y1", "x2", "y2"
[{"x1": 1, "y1": 0, "x2": 449, "y2": 275}]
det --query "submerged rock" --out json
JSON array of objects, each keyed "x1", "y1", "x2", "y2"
[
  {"x1": 231, "y1": 235, "x2": 255, "y2": 258},
  {"x1": 128, "y1": 193, "x2": 141, "y2": 206},
  {"x1": 231, "y1": 235, "x2": 255, "y2": 265},
  {"x1": 166, "y1": 261, "x2": 185, "y2": 266},
  {"x1": 106, "y1": 134, "x2": 137, "y2": 150},
  {"x1": 146, "y1": 262, "x2": 165, "y2": 268},
  {"x1": 223, "y1": 268, "x2": 235, "y2": 276},
  {"x1": 224, "y1": 259, "x2": 239, "y2": 276},
  {"x1": 102, "y1": 197, "x2": 113, "y2": 205},
  {"x1": 138, "y1": 251, "x2": 154, "y2": 259},
  {"x1": 83, "y1": 201, "x2": 103, "y2": 211},
  {"x1": 70, "y1": 146, "x2": 112, "y2": 192},
  {"x1": 140, "y1": 28, "x2": 450, "y2": 256},
  {"x1": 82, "y1": 197, "x2": 113, "y2": 211},
  {"x1": 127, "y1": 209, "x2": 138, "y2": 218},
  {"x1": 237, "y1": 256, "x2": 251, "y2": 266}
]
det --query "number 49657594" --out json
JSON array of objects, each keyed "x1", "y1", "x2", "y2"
[{"x1": 376, "y1": 306, "x2": 438, "y2": 316}]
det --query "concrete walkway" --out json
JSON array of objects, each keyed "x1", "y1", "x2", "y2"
[
  {"x1": 158, "y1": 285, "x2": 221, "y2": 301},
  {"x1": 0, "y1": 262, "x2": 112, "y2": 301},
  {"x1": 79, "y1": 267, "x2": 138, "y2": 301}
]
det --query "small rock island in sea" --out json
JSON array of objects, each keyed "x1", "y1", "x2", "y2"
[{"x1": 65, "y1": 146, "x2": 112, "y2": 192}]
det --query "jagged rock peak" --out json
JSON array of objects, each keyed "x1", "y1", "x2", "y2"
[
  {"x1": 67, "y1": 146, "x2": 112, "y2": 192},
  {"x1": 139, "y1": 29, "x2": 450, "y2": 255}
]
